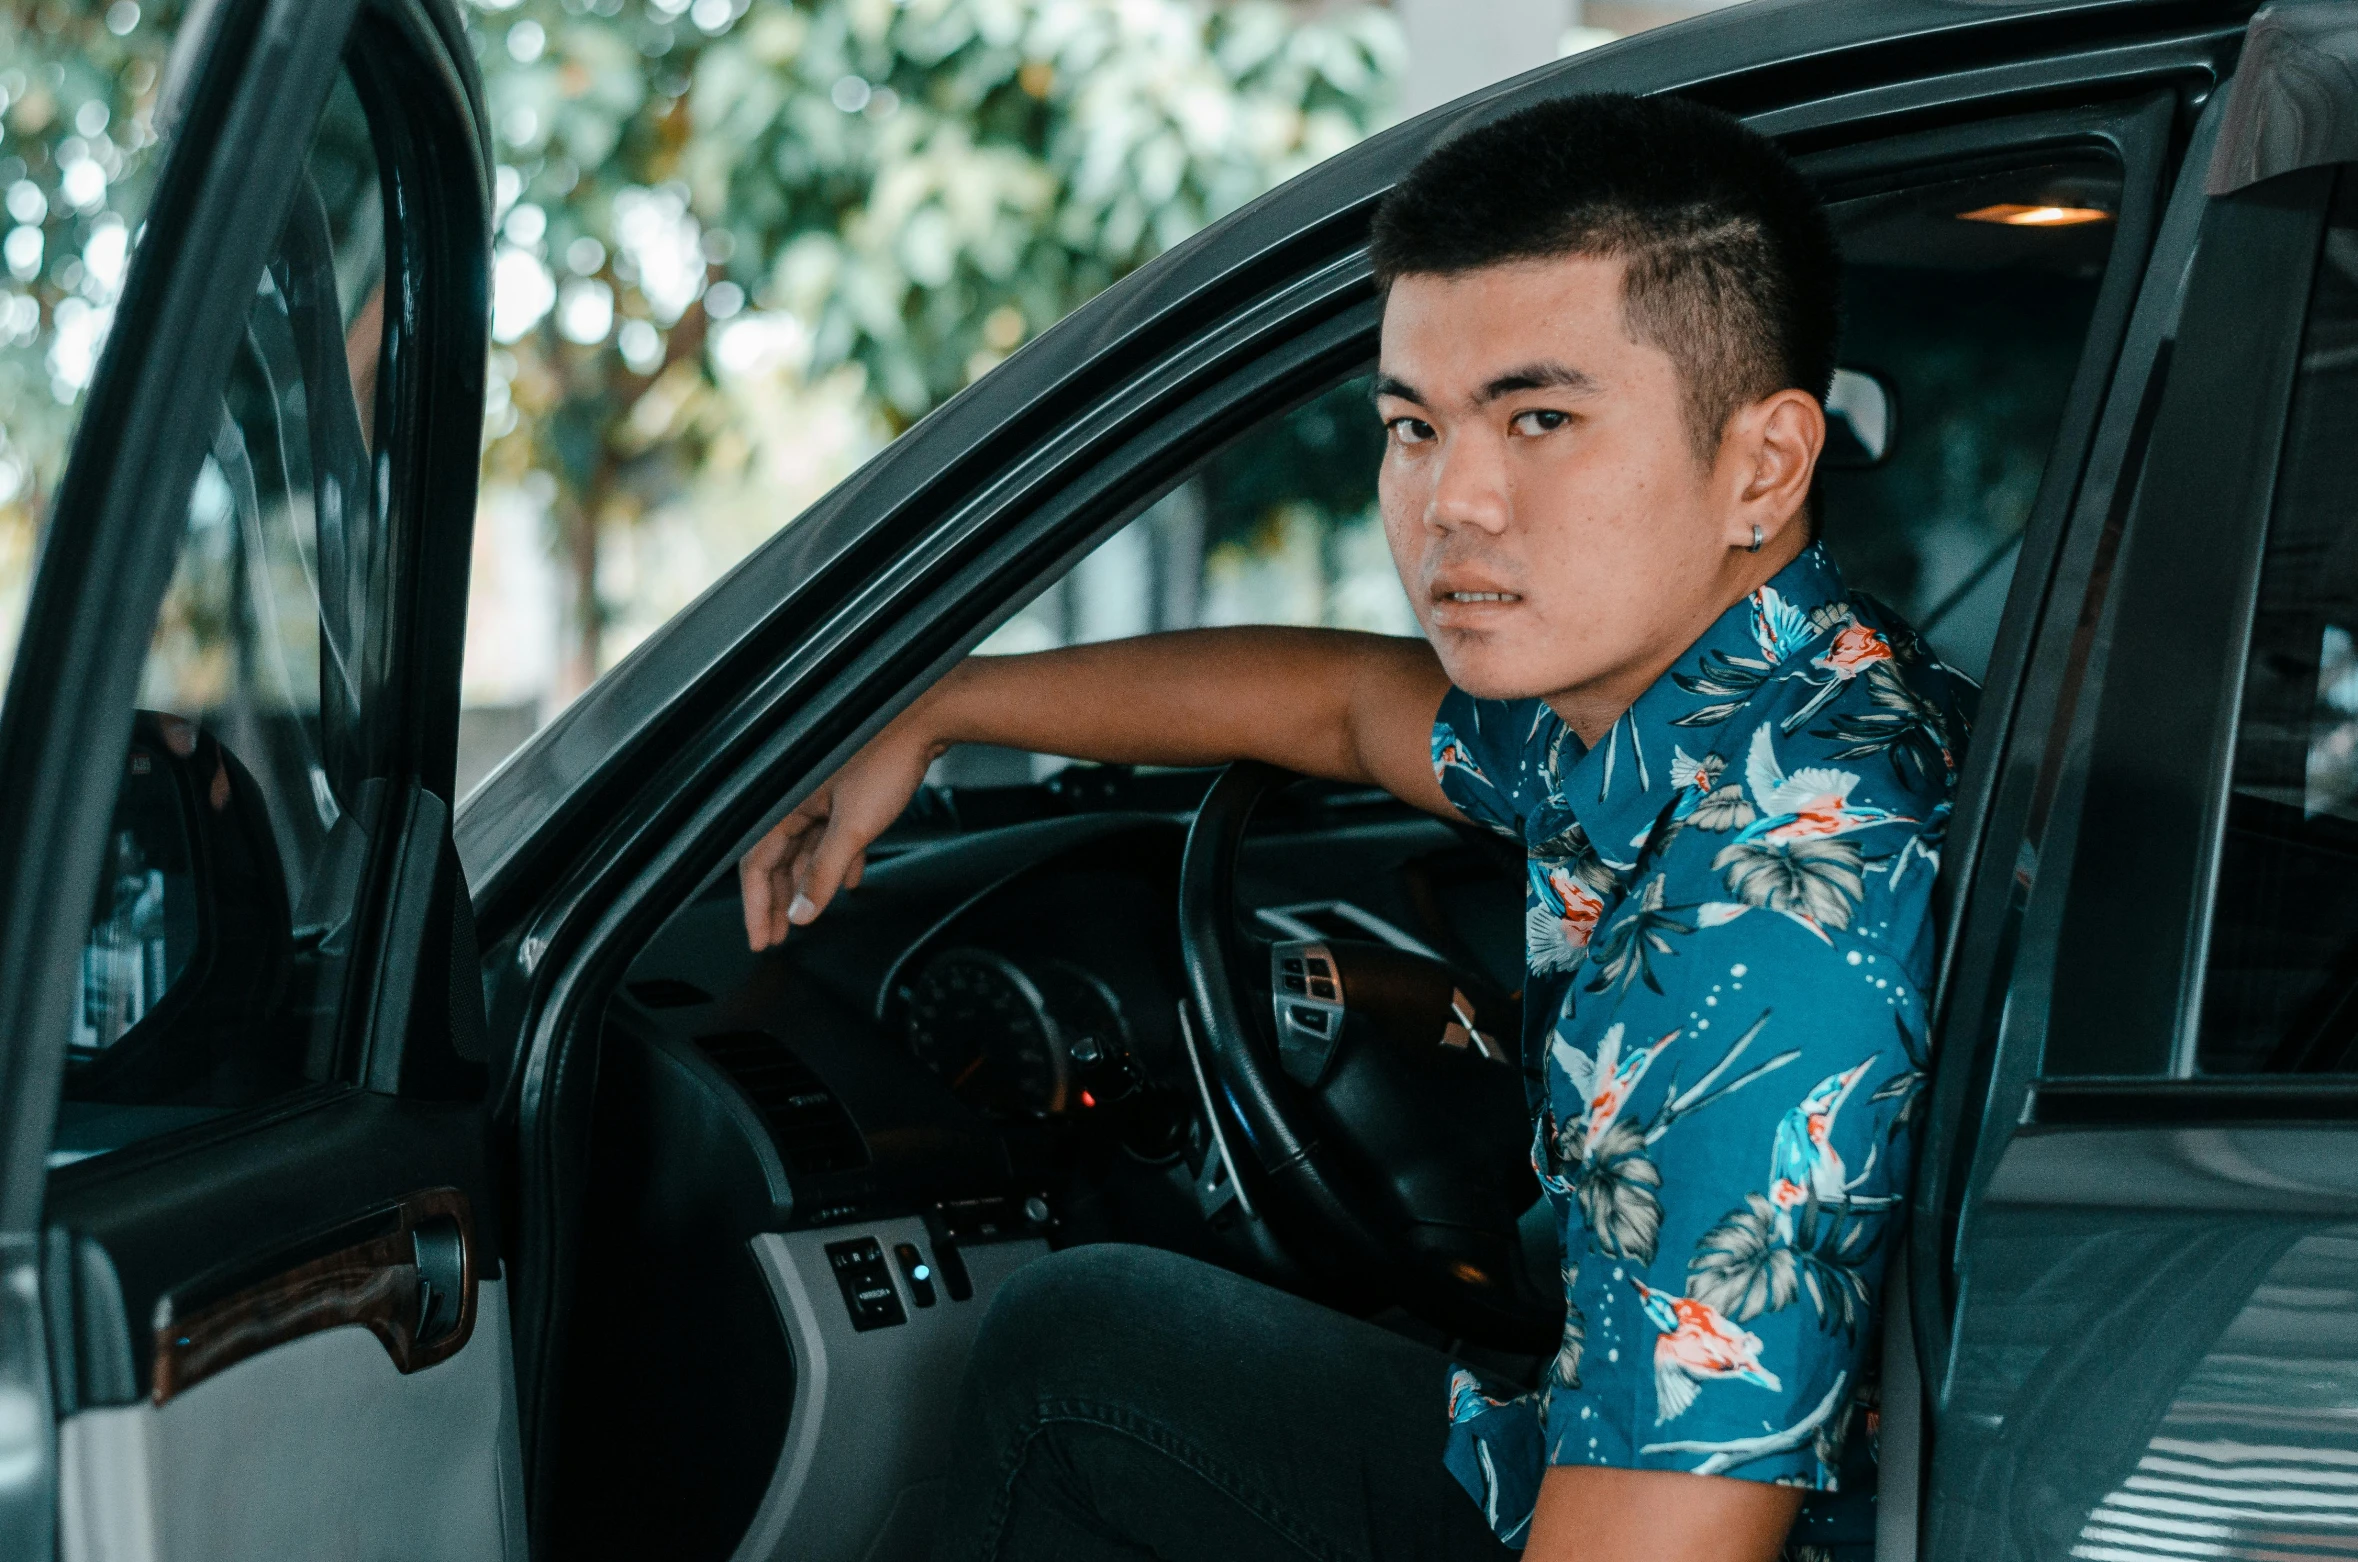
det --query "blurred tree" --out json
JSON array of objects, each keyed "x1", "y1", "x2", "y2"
[
  {"x1": 475, "y1": 0, "x2": 1402, "y2": 691},
  {"x1": 0, "y1": 0, "x2": 180, "y2": 654},
  {"x1": 0, "y1": 0, "x2": 1401, "y2": 698}
]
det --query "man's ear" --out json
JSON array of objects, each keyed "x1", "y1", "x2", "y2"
[{"x1": 1724, "y1": 389, "x2": 1824, "y2": 550}]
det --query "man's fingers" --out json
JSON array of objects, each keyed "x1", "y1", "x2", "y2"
[
  {"x1": 787, "y1": 815, "x2": 869, "y2": 929},
  {"x1": 740, "y1": 852, "x2": 769, "y2": 950},
  {"x1": 742, "y1": 810, "x2": 820, "y2": 950},
  {"x1": 843, "y1": 850, "x2": 866, "y2": 892},
  {"x1": 741, "y1": 833, "x2": 789, "y2": 950}
]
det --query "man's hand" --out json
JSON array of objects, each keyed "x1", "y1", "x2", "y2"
[
  {"x1": 737, "y1": 629, "x2": 1456, "y2": 951},
  {"x1": 739, "y1": 696, "x2": 941, "y2": 951}
]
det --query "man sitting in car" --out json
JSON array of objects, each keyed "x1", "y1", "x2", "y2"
[{"x1": 742, "y1": 90, "x2": 1969, "y2": 1562}]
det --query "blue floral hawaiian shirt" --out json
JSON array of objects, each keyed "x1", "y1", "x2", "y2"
[{"x1": 1430, "y1": 542, "x2": 1973, "y2": 1546}]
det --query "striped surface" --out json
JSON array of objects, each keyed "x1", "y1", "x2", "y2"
[
  {"x1": 2072, "y1": 1233, "x2": 2358, "y2": 1562},
  {"x1": 2076, "y1": 1430, "x2": 2358, "y2": 1562}
]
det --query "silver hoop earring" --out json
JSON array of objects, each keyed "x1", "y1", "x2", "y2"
[{"x1": 1747, "y1": 525, "x2": 1763, "y2": 554}]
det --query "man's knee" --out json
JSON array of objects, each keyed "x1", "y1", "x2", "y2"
[{"x1": 963, "y1": 1243, "x2": 1203, "y2": 1420}]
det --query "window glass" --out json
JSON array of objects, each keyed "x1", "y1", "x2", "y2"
[
  {"x1": 2199, "y1": 174, "x2": 2358, "y2": 1074},
  {"x1": 934, "y1": 374, "x2": 1408, "y2": 786},
  {"x1": 51, "y1": 72, "x2": 388, "y2": 1166}
]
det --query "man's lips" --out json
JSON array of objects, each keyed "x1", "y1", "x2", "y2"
[{"x1": 1427, "y1": 583, "x2": 1526, "y2": 629}]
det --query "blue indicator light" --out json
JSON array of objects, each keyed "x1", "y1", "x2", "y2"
[{"x1": 913, "y1": 1265, "x2": 931, "y2": 1282}]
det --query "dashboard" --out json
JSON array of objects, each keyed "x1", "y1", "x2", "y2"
[
  {"x1": 608, "y1": 779, "x2": 1522, "y2": 1229},
  {"x1": 548, "y1": 774, "x2": 1523, "y2": 1561}
]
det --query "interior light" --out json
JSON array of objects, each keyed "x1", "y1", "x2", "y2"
[
  {"x1": 1079, "y1": 1090, "x2": 1097, "y2": 1108},
  {"x1": 1958, "y1": 203, "x2": 2113, "y2": 228}
]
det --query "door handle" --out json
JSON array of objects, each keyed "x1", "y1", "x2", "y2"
[
  {"x1": 150, "y1": 1187, "x2": 478, "y2": 1403},
  {"x1": 412, "y1": 1213, "x2": 465, "y2": 1344}
]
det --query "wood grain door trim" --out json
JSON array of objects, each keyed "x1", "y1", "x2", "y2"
[{"x1": 149, "y1": 1186, "x2": 477, "y2": 1404}]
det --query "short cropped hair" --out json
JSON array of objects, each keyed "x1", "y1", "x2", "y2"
[{"x1": 1369, "y1": 93, "x2": 1840, "y2": 466}]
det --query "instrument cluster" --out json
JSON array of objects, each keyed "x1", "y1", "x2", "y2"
[{"x1": 899, "y1": 946, "x2": 1143, "y2": 1120}]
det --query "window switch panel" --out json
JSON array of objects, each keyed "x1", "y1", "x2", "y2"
[{"x1": 825, "y1": 1238, "x2": 906, "y2": 1331}]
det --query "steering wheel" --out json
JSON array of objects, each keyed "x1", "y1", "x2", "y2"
[{"x1": 1179, "y1": 761, "x2": 1563, "y2": 1351}]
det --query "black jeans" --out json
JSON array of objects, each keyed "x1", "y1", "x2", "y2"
[{"x1": 931, "y1": 1243, "x2": 1518, "y2": 1562}]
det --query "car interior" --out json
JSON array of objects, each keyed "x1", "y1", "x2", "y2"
[{"x1": 526, "y1": 147, "x2": 2128, "y2": 1560}]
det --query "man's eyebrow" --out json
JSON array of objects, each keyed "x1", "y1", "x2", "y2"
[
  {"x1": 1477, "y1": 361, "x2": 1599, "y2": 403},
  {"x1": 1371, "y1": 373, "x2": 1421, "y2": 405}
]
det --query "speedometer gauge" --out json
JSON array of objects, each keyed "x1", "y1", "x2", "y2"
[{"x1": 903, "y1": 948, "x2": 1071, "y2": 1116}]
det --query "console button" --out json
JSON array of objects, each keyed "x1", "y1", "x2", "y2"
[
  {"x1": 892, "y1": 1241, "x2": 937, "y2": 1307},
  {"x1": 825, "y1": 1238, "x2": 907, "y2": 1330}
]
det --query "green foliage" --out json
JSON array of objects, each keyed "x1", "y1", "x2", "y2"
[
  {"x1": 0, "y1": 0, "x2": 181, "y2": 525},
  {"x1": 0, "y1": 0, "x2": 1401, "y2": 680},
  {"x1": 477, "y1": 0, "x2": 1399, "y2": 672}
]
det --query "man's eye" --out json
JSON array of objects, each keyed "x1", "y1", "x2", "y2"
[
  {"x1": 1512, "y1": 409, "x2": 1571, "y2": 435},
  {"x1": 1387, "y1": 417, "x2": 1436, "y2": 445}
]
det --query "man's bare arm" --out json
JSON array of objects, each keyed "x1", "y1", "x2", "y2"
[
  {"x1": 739, "y1": 627, "x2": 1454, "y2": 950},
  {"x1": 1527, "y1": 1466, "x2": 1803, "y2": 1561}
]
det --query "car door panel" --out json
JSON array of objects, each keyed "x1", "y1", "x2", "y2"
[
  {"x1": 1924, "y1": 8, "x2": 2358, "y2": 1558},
  {"x1": 0, "y1": 0, "x2": 504, "y2": 1554},
  {"x1": 45, "y1": 1097, "x2": 518, "y2": 1562},
  {"x1": 58, "y1": 1280, "x2": 524, "y2": 1562},
  {"x1": 1936, "y1": 1122, "x2": 2358, "y2": 1562},
  {"x1": 0, "y1": 0, "x2": 369, "y2": 1542},
  {"x1": 45, "y1": 1095, "x2": 491, "y2": 1400}
]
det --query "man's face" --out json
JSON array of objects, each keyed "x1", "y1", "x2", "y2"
[{"x1": 1376, "y1": 256, "x2": 1757, "y2": 710}]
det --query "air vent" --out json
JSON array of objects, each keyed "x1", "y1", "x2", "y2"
[
  {"x1": 694, "y1": 1031, "x2": 868, "y2": 1176},
  {"x1": 628, "y1": 977, "x2": 712, "y2": 1009}
]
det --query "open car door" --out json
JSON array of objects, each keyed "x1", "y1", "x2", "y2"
[
  {"x1": 1919, "y1": 6, "x2": 2358, "y2": 1559},
  {"x1": 0, "y1": 0, "x2": 510, "y2": 1557}
]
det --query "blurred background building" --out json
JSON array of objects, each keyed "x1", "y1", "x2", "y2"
[{"x1": 0, "y1": 0, "x2": 1746, "y2": 796}]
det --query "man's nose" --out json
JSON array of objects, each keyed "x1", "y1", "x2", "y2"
[{"x1": 1425, "y1": 432, "x2": 1510, "y2": 536}]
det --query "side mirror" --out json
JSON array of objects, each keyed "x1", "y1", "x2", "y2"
[
  {"x1": 1823, "y1": 366, "x2": 1896, "y2": 468},
  {"x1": 69, "y1": 711, "x2": 294, "y2": 1104}
]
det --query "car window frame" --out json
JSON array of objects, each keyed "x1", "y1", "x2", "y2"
[
  {"x1": 0, "y1": 0, "x2": 359, "y2": 1235},
  {"x1": 12, "y1": 0, "x2": 496, "y2": 1549},
  {"x1": 0, "y1": 0, "x2": 374, "y2": 1547},
  {"x1": 2014, "y1": 155, "x2": 2358, "y2": 1112},
  {"x1": 7, "y1": 0, "x2": 492, "y2": 1188},
  {"x1": 2027, "y1": 170, "x2": 2331, "y2": 1092}
]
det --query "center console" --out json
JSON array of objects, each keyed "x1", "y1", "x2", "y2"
[{"x1": 730, "y1": 1214, "x2": 1048, "y2": 1562}]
